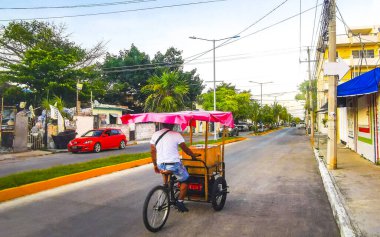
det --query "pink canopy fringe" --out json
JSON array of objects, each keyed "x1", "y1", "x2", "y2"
[{"x1": 121, "y1": 111, "x2": 234, "y2": 130}]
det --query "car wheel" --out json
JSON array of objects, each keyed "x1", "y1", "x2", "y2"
[
  {"x1": 93, "y1": 143, "x2": 101, "y2": 153},
  {"x1": 119, "y1": 140, "x2": 126, "y2": 149}
]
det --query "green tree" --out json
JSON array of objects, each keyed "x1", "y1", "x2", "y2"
[
  {"x1": 0, "y1": 21, "x2": 105, "y2": 107},
  {"x1": 142, "y1": 70, "x2": 189, "y2": 112},
  {"x1": 101, "y1": 46, "x2": 203, "y2": 112},
  {"x1": 199, "y1": 83, "x2": 252, "y2": 121},
  {"x1": 261, "y1": 104, "x2": 274, "y2": 124},
  {"x1": 101, "y1": 44, "x2": 153, "y2": 111}
]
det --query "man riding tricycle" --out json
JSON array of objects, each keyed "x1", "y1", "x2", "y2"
[{"x1": 121, "y1": 111, "x2": 234, "y2": 232}]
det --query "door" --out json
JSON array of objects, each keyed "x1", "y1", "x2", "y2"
[{"x1": 101, "y1": 130, "x2": 113, "y2": 149}]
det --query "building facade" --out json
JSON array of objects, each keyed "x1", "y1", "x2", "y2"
[{"x1": 315, "y1": 26, "x2": 380, "y2": 163}]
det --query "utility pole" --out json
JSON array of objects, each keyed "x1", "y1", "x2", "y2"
[
  {"x1": 76, "y1": 78, "x2": 80, "y2": 115},
  {"x1": 249, "y1": 81, "x2": 273, "y2": 131},
  {"x1": 327, "y1": 0, "x2": 337, "y2": 170},
  {"x1": 190, "y1": 35, "x2": 239, "y2": 140},
  {"x1": 307, "y1": 47, "x2": 315, "y2": 145}
]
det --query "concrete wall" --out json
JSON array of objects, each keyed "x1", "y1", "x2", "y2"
[
  {"x1": 74, "y1": 116, "x2": 94, "y2": 138},
  {"x1": 356, "y1": 95, "x2": 375, "y2": 162},
  {"x1": 135, "y1": 123, "x2": 155, "y2": 141}
]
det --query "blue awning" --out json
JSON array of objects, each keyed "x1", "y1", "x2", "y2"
[{"x1": 337, "y1": 68, "x2": 380, "y2": 97}]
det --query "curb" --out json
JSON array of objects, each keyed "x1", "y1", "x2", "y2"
[
  {"x1": 0, "y1": 137, "x2": 245, "y2": 203},
  {"x1": 313, "y1": 148, "x2": 357, "y2": 237}
]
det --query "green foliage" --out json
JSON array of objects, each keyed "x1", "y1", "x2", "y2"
[
  {"x1": 0, "y1": 20, "x2": 105, "y2": 107},
  {"x1": 0, "y1": 152, "x2": 151, "y2": 190},
  {"x1": 200, "y1": 83, "x2": 252, "y2": 121},
  {"x1": 100, "y1": 46, "x2": 204, "y2": 112},
  {"x1": 142, "y1": 70, "x2": 189, "y2": 112}
]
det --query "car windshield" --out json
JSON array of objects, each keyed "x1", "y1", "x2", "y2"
[{"x1": 81, "y1": 130, "x2": 103, "y2": 137}]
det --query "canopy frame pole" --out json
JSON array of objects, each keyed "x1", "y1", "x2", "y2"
[{"x1": 189, "y1": 120, "x2": 193, "y2": 145}]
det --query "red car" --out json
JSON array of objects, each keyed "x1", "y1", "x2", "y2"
[{"x1": 68, "y1": 128, "x2": 127, "y2": 153}]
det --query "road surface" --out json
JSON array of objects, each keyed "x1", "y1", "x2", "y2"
[{"x1": 0, "y1": 128, "x2": 339, "y2": 236}]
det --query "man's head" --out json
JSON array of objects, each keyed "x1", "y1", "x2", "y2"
[{"x1": 162, "y1": 123, "x2": 175, "y2": 130}]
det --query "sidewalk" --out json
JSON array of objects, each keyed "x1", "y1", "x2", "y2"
[
  {"x1": 314, "y1": 133, "x2": 380, "y2": 237},
  {"x1": 0, "y1": 150, "x2": 52, "y2": 161}
]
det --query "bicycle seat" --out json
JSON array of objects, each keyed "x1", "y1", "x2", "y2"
[{"x1": 160, "y1": 170, "x2": 173, "y2": 175}]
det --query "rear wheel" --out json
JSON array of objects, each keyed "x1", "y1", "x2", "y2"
[
  {"x1": 119, "y1": 140, "x2": 126, "y2": 149},
  {"x1": 143, "y1": 186, "x2": 170, "y2": 232},
  {"x1": 93, "y1": 143, "x2": 101, "y2": 153},
  {"x1": 211, "y1": 177, "x2": 227, "y2": 211}
]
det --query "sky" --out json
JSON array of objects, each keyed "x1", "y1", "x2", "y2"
[{"x1": 1, "y1": 0, "x2": 379, "y2": 118}]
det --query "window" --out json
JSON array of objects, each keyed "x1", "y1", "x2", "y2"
[
  {"x1": 352, "y1": 49, "x2": 374, "y2": 58},
  {"x1": 111, "y1": 129, "x2": 121, "y2": 135}
]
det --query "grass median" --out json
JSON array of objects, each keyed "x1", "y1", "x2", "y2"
[{"x1": 0, "y1": 136, "x2": 242, "y2": 191}]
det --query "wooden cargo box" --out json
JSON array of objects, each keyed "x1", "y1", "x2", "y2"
[{"x1": 182, "y1": 144, "x2": 221, "y2": 175}]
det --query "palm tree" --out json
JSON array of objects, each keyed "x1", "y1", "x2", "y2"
[{"x1": 142, "y1": 70, "x2": 189, "y2": 112}]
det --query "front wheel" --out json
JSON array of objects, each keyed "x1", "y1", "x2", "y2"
[
  {"x1": 119, "y1": 140, "x2": 126, "y2": 149},
  {"x1": 211, "y1": 177, "x2": 227, "y2": 211},
  {"x1": 143, "y1": 186, "x2": 170, "y2": 232},
  {"x1": 93, "y1": 143, "x2": 101, "y2": 153}
]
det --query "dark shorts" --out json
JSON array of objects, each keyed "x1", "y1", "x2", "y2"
[{"x1": 157, "y1": 162, "x2": 189, "y2": 182}]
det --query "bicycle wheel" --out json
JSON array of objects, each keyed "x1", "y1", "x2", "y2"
[
  {"x1": 211, "y1": 177, "x2": 227, "y2": 211},
  {"x1": 143, "y1": 186, "x2": 170, "y2": 232}
]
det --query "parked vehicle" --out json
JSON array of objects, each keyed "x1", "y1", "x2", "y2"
[
  {"x1": 236, "y1": 124, "x2": 249, "y2": 132},
  {"x1": 219, "y1": 126, "x2": 239, "y2": 137},
  {"x1": 68, "y1": 128, "x2": 127, "y2": 153},
  {"x1": 296, "y1": 123, "x2": 306, "y2": 129}
]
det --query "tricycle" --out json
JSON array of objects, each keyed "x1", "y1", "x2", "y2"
[{"x1": 121, "y1": 111, "x2": 234, "y2": 232}]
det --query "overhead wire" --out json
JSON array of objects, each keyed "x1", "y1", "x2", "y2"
[
  {"x1": 102, "y1": 47, "x2": 300, "y2": 72},
  {"x1": 0, "y1": 0, "x2": 155, "y2": 10},
  {"x1": 0, "y1": 0, "x2": 226, "y2": 22},
  {"x1": 101, "y1": 4, "x2": 322, "y2": 74},
  {"x1": 184, "y1": 0, "x2": 289, "y2": 63}
]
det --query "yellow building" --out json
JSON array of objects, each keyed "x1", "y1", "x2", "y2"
[{"x1": 315, "y1": 26, "x2": 380, "y2": 163}]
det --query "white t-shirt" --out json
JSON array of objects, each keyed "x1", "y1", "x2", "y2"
[{"x1": 150, "y1": 128, "x2": 185, "y2": 164}]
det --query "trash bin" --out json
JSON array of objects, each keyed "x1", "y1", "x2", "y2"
[{"x1": 52, "y1": 130, "x2": 77, "y2": 149}]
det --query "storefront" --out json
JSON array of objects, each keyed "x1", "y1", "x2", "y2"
[{"x1": 337, "y1": 68, "x2": 380, "y2": 163}]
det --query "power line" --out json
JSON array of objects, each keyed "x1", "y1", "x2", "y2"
[
  {"x1": 102, "y1": 5, "x2": 322, "y2": 74},
  {"x1": 184, "y1": 0, "x2": 289, "y2": 64},
  {"x1": 102, "y1": 48, "x2": 300, "y2": 72},
  {"x1": 0, "y1": 0, "x2": 155, "y2": 10},
  {"x1": 310, "y1": 0, "x2": 320, "y2": 48},
  {"x1": 0, "y1": 0, "x2": 226, "y2": 22},
  {"x1": 184, "y1": 3, "x2": 322, "y2": 65}
]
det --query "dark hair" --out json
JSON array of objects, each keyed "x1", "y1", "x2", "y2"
[{"x1": 162, "y1": 123, "x2": 174, "y2": 130}]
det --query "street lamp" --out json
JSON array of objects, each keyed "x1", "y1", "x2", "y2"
[
  {"x1": 190, "y1": 35, "x2": 239, "y2": 140},
  {"x1": 249, "y1": 81, "x2": 273, "y2": 131}
]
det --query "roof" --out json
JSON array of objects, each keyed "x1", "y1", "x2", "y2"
[{"x1": 121, "y1": 111, "x2": 234, "y2": 130}]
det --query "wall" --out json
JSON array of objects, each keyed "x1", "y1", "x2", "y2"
[
  {"x1": 356, "y1": 95, "x2": 375, "y2": 162},
  {"x1": 92, "y1": 108, "x2": 122, "y2": 124},
  {"x1": 135, "y1": 123, "x2": 155, "y2": 141},
  {"x1": 74, "y1": 116, "x2": 94, "y2": 138},
  {"x1": 338, "y1": 107, "x2": 348, "y2": 143}
]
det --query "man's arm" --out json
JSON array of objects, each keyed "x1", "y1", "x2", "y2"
[
  {"x1": 150, "y1": 144, "x2": 160, "y2": 173},
  {"x1": 179, "y1": 142, "x2": 201, "y2": 159}
]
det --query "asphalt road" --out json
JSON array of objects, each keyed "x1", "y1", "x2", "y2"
[
  {"x1": 0, "y1": 128, "x2": 339, "y2": 237},
  {"x1": 0, "y1": 134, "x2": 212, "y2": 177}
]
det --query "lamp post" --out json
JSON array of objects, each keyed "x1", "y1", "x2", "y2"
[
  {"x1": 190, "y1": 35, "x2": 239, "y2": 140},
  {"x1": 249, "y1": 81, "x2": 273, "y2": 131}
]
